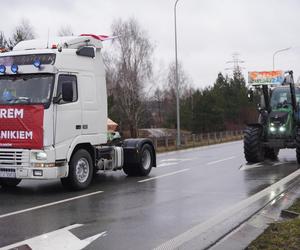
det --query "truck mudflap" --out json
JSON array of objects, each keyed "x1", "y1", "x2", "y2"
[{"x1": 122, "y1": 138, "x2": 156, "y2": 168}]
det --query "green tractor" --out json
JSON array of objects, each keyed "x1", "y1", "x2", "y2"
[{"x1": 244, "y1": 70, "x2": 300, "y2": 163}]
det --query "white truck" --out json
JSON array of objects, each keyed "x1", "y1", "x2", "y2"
[{"x1": 0, "y1": 35, "x2": 156, "y2": 190}]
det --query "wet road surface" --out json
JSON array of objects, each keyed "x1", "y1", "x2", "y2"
[{"x1": 0, "y1": 141, "x2": 299, "y2": 249}]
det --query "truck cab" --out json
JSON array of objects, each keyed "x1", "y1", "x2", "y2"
[{"x1": 0, "y1": 35, "x2": 156, "y2": 190}]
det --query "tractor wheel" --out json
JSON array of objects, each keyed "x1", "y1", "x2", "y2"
[
  {"x1": 265, "y1": 148, "x2": 279, "y2": 160},
  {"x1": 244, "y1": 126, "x2": 264, "y2": 163},
  {"x1": 296, "y1": 129, "x2": 300, "y2": 164}
]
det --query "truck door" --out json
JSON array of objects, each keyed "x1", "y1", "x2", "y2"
[{"x1": 54, "y1": 74, "x2": 81, "y2": 159}]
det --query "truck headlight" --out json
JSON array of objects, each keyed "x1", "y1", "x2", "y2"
[
  {"x1": 35, "y1": 152, "x2": 47, "y2": 161},
  {"x1": 269, "y1": 126, "x2": 276, "y2": 132}
]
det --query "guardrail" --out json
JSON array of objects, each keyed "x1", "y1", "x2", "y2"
[{"x1": 150, "y1": 130, "x2": 243, "y2": 152}]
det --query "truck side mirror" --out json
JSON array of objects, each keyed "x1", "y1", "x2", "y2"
[{"x1": 61, "y1": 82, "x2": 73, "y2": 102}]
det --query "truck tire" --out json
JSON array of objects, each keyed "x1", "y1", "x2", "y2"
[
  {"x1": 244, "y1": 126, "x2": 264, "y2": 163},
  {"x1": 61, "y1": 149, "x2": 93, "y2": 190},
  {"x1": 296, "y1": 128, "x2": 300, "y2": 164},
  {"x1": 265, "y1": 148, "x2": 279, "y2": 160},
  {"x1": 0, "y1": 178, "x2": 21, "y2": 187},
  {"x1": 123, "y1": 144, "x2": 154, "y2": 176}
]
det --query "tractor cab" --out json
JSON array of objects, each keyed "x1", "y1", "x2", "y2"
[{"x1": 268, "y1": 86, "x2": 296, "y2": 137}]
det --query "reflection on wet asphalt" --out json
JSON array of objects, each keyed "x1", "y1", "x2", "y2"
[{"x1": 0, "y1": 142, "x2": 299, "y2": 250}]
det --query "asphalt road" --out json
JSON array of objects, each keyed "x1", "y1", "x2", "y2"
[{"x1": 0, "y1": 141, "x2": 299, "y2": 250}]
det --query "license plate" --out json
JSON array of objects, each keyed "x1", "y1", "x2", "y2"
[{"x1": 0, "y1": 169, "x2": 16, "y2": 178}]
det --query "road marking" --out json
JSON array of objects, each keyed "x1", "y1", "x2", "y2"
[
  {"x1": 154, "y1": 168, "x2": 300, "y2": 250},
  {"x1": 159, "y1": 158, "x2": 181, "y2": 162},
  {"x1": 239, "y1": 163, "x2": 263, "y2": 170},
  {"x1": 0, "y1": 190, "x2": 104, "y2": 219},
  {"x1": 1, "y1": 224, "x2": 106, "y2": 250},
  {"x1": 206, "y1": 156, "x2": 236, "y2": 165},
  {"x1": 138, "y1": 169, "x2": 190, "y2": 183},
  {"x1": 157, "y1": 162, "x2": 179, "y2": 168}
]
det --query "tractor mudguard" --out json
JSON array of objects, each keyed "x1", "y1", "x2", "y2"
[{"x1": 245, "y1": 123, "x2": 264, "y2": 130}]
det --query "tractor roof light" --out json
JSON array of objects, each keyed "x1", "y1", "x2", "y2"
[
  {"x1": 11, "y1": 64, "x2": 18, "y2": 74},
  {"x1": 0, "y1": 65, "x2": 6, "y2": 74}
]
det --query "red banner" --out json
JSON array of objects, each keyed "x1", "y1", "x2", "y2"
[{"x1": 0, "y1": 105, "x2": 44, "y2": 149}]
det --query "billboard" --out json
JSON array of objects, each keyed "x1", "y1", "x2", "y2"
[
  {"x1": 248, "y1": 70, "x2": 284, "y2": 85},
  {"x1": 0, "y1": 105, "x2": 44, "y2": 149}
]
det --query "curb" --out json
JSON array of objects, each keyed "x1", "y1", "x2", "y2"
[{"x1": 154, "y1": 168, "x2": 300, "y2": 250}]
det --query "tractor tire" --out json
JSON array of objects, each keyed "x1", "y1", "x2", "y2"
[
  {"x1": 0, "y1": 178, "x2": 21, "y2": 188},
  {"x1": 296, "y1": 129, "x2": 300, "y2": 164},
  {"x1": 265, "y1": 148, "x2": 279, "y2": 160},
  {"x1": 244, "y1": 126, "x2": 264, "y2": 163},
  {"x1": 123, "y1": 144, "x2": 154, "y2": 177},
  {"x1": 61, "y1": 149, "x2": 93, "y2": 190}
]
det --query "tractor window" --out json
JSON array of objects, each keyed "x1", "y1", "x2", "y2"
[
  {"x1": 270, "y1": 88, "x2": 291, "y2": 109},
  {"x1": 270, "y1": 88, "x2": 300, "y2": 109}
]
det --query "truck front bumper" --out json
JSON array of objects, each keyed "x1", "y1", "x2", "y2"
[{"x1": 0, "y1": 148, "x2": 68, "y2": 180}]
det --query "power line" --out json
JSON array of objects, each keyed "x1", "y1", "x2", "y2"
[{"x1": 225, "y1": 52, "x2": 245, "y2": 75}]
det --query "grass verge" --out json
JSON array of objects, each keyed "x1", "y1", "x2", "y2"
[{"x1": 246, "y1": 199, "x2": 300, "y2": 250}]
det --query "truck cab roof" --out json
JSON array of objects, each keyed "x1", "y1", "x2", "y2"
[
  {"x1": 0, "y1": 35, "x2": 105, "y2": 75},
  {"x1": 13, "y1": 35, "x2": 103, "y2": 51}
]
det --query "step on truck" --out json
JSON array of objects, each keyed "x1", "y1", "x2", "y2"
[{"x1": 0, "y1": 35, "x2": 156, "y2": 190}]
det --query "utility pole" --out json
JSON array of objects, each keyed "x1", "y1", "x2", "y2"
[
  {"x1": 273, "y1": 47, "x2": 291, "y2": 70},
  {"x1": 174, "y1": 0, "x2": 181, "y2": 148}
]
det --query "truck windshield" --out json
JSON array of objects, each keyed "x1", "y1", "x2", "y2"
[{"x1": 0, "y1": 74, "x2": 54, "y2": 108}]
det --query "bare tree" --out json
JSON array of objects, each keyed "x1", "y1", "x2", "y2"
[
  {"x1": 167, "y1": 61, "x2": 191, "y2": 98},
  {"x1": 57, "y1": 25, "x2": 73, "y2": 36},
  {"x1": 9, "y1": 18, "x2": 35, "y2": 47},
  {"x1": 0, "y1": 31, "x2": 7, "y2": 49},
  {"x1": 105, "y1": 18, "x2": 154, "y2": 137}
]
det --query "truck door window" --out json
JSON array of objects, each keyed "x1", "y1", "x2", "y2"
[{"x1": 57, "y1": 75, "x2": 78, "y2": 104}]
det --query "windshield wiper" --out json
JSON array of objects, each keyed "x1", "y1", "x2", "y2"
[{"x1": 11, "y1": 97, "x2": 31, "y2": 104}]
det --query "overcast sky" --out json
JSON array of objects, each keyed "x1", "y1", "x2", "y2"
[{"x1": 2, "y1": 0, "x2": 300, "y2": 89}]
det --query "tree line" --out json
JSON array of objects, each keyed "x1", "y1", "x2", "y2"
[{"x1": 0, "y1": 18, "x2": 257, "y2": 137}]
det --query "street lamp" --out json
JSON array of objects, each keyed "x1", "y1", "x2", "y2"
[
  {"x1": 273, "y1": 47, "x2": 291, "y2": 70},
  {"x1": 174, "y1": 0, "x2": 181, "y2": 147}
]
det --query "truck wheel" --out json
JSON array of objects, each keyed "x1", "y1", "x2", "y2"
[
  {"x1": 244, "y1": 126, "x2": 264, "y2": 163},
  {"x1": 0, "y1": 178, "x2": 21, "y2": 187},
  {"x1": 123, "y1": 144, "x2": 154, "y2": 176},
  {"x1": 61, "y1": 149, "x2": 93, "y2": 190},
  {"x1": 265, "y1": 148, "x2": 279, "y2": 160},
  {"x1": 296, "y1": 128, "x2": 300, "y2": 164}
]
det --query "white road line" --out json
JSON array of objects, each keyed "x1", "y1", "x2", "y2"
[
  {"x1": 206, "y1": 156, "x2": 236, "y2": 165},
  {"x1": 157, "y1": 163, "x2": 179, "y2": 168},
  {"x1": 240, "y1": 163, "x2": 263, "y2": 170},
  {"x1": 0, "y1": 190, "x2": 104, "y2": 219},
  {"x1": 138, "y1": 169, "x2": 190, "y2": 183}
]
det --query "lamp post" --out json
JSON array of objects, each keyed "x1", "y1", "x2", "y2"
[
  {"x1": 273, "y1": 47, "x2": 291, "y2": 70},
  {"x1": 174, "y1": 0, "x2": 181, "y2": 147}
]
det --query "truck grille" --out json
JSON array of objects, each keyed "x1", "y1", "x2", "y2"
[{"x1": 0, "y1": 149, "x2": 30, "y2": 168}]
